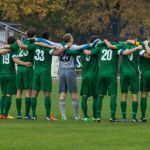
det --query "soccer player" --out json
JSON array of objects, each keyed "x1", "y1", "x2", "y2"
[
  {"x1": 0, "y1": 36, "x2": 17, "y2": 119},
  {"x1": 17, "y1": 32, "x2": 72, "y2": 120},
  {"x1": 84, "y1": 41, "x2": 119, "y2": 122},
  {"x1": 4, "y1": 29, "x2": 36, "y2": 119},
  {"x1": 138, "y1": 38, "x2": 150, "y2": 122},
  {"x1": 65, "y1": 37, "x2": 100, "y2": 121},
  {"x1": 104, "y1": 34, "x2": 142, "y2": 122}
]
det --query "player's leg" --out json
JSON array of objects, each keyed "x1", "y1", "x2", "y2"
[
  {"x1": 24, "y1": 68, "x2": 33, "y2": 119},
  {"x1": 44, "y1": 91, "x2": 51, "y2": 120},
  {"x1": 108, "y1": 77, "x2": 118, "y2": 122},
  {"x1": 131, "y1": 94, "x2": 138, "y2": 122},
  {"x1": 16, "y1": 69, "x2": 23, "y2": 119},
  {"x1": 140, "y1": 92, "x2": 147, "y2": 122},
  {"x1": 121, "y1": 93, "x2": 127, "y2": 122},
  {"x1": 71, "y1": 92, "x2": 80, "y2": 120},
  {"x1": 58, "y1": 69, "x2": 67, "y2": 120},
  {"x1": 96, "y1": 77, "x2": 107, "y2": 122},
  {"x1": 81, "y1": 95, "x2": 88, "y2": 120},
  {"x1": 31, "y1": 72, "x2": 40, "y2": 119},
  {"x1": 24, "y1": 89, "x2": 32, "y2": 119},
  {"x1": 31, "y1": 90, "x2": 39, "y2": 119},
  {"x1": 4, "y1": 75, "x2": 16, "y2": 118},
  {"x1": 4, "y1": 94, "x2": 12, "y2": 117},
  {"x1": 80, "y1": 76, "x2": 89, "y2": 120},
  {"x1": 0, "y1": 79, "x2": 6, "y2": 118},
  {"x1": 16, "y1": 89, "x2": 23, "y2": 119},
  {"x1": 92, "y1": 96, "x2": 97, "y2": 120},
  {"x1": 0, "y1": 94, "x2": 6, "y2": 118},
  {"x1": 59, "y1": 92, "x2": 67, "y2": 120},
  {"x1": 67, "y1": 69, "x2": 79, "y2": 120},
  {"x1": 140, "y1": 72, "x2": 149, "y2": 122},
  {"x1": 130, "y1": 75, "x2": 139, "y2": 122},
  {"x1": 120, "y1": 73, "x2": 129, "y2": 122}
]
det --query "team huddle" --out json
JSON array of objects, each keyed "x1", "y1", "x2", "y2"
[{"x1": 0, "y1": 28, "x2": 150, "y2": 123}]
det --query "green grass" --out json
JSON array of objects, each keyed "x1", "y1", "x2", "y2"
[{"x1": 0, "y1": 80, "x2": 150, "y2": 150}]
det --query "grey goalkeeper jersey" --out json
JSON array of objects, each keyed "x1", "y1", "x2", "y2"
[{"x1": 59, "y1": 53, "x2": 75, "y2": 70}]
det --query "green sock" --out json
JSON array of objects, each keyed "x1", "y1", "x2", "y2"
[
  {"x1": 0, "y1": 96, "x2": 5, "y2": 115},
  {"x1": 81, "y1": 95, "x2": 88, "y2": 118},
  {"x1": 25, "y1": 97, "x2": 31, "y2": 116},
  {"x1": 121, "y1": 101, "x2": 127, "y2": 119},
  {"x1": 4, "y1": 96, "x2": 12, "y2": 117},
  {"x1": 140, "y1": 97, "x2": 147, "y2": 118},
  {"x1": 45, "y1": 96, "x2": 51, "y2": 118},
  {"x1": 31, "y1": 97, "x2": 37, "y2": 117},
  {"x1": 96, "y1": 96, "x2": 103, "y2": 118},
  {"x1": 110, "y1": 96, "x2": 117, "y2": 119},
  {"x1": 92, "y1": 96, "x2": 97, "y2": 118},
  {"x1": 16, "y1": 98, "x2": 22, "y2": 116},
  {"x1": 132, "y1": 101, "x2": 138, "y2": 119}
]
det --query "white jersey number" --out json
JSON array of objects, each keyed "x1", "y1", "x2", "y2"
[
  {"x1": 86, "y1": 55, "x2": 91, "y2": 61},
  {"x1": 19, "y1": 50, "x2": 29, "y2": 57},
  {"x1": 101, "y1": 49, "x2": 112, "y2": 61},
  {"x1": 2, "y1": 53, "x2": 10, "y2": 64},
  {"x1": 128, "y1": 54, "x2": 133, "y2": 61},
  {"x1": 34, "y1": 49, "x2": 44, "y2": 61}
]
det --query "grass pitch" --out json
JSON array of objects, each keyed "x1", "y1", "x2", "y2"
[{"x1": 0, "y1": 80, "x2": 150, "y2": 150}]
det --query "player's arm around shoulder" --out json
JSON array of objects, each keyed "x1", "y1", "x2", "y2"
[
  {"x1": 0, "y1": 49, "x2": 11, "y2": 55},
  {"x1": 143, "y1": 40, "x2": 150, "y2": 55},
  {"x1": 52, "y1": 42, "x2": 73, "y2": 56},
  {"x1": 139, "y1": 48, "x2": 150, "y2": 59},
  {"x1": 13, "y1": 54, "x2": 32, "y2": 67},
  {"x1": 118, "y1": 45, "x2": 142, "y2": 56},
  {"x1": 103, "y1": 39, "x2": 118, "y2": 49}
]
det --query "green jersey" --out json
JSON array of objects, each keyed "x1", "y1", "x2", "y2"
[
  {"x1": 10, "y1": 40, "x2": 34, "y2": 68},
  {"x1": 27, "y1": 44, "x2": 53, "y2": 74},
  {"x1": 0, "y1": 50, "x2": 16, "y2": 76},
  {"x1": 66, "y1": 47, "x2": 99, "y2": 77},
  {"x1": 139, "y1": 43, "x2": 150, "y2": 72},
  {"x1": 91, "y1": 45, "x2": 119, "y2": 77},
  {"x1": 116, "y1": 43, "x2": 139, "y2": 74}
]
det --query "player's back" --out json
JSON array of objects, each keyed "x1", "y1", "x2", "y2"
[
  {"x1": 98, "y1": 45, "x2": 119, "y2": 77},
  {"x1": 0, "y1": 50, "x2": 16, "y2": 76}
]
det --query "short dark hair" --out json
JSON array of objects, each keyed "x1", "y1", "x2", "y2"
[
  {"x1": 7, "y1": 36, "x2": 16, "y2": 44},
  {"x1": 42, "y1": 32, "x2": 51, "y2": 40},
  {"x1": 26, "y1": 28, "x2": 36, "y2": 38},
  {"x1": 128, "y1": 33, "x2": 137, "y2": 40},
  {"x1": 63, "y1": 33, "x2": 72, "y2": 43}
]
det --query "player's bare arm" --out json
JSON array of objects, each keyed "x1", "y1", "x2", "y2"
[
  {"x1": 0, "y1": 49, "x2": 11, "y2": 54},
  {"x1": 122, "y1": 45, "x2": 142, "y2": 56},
  {"x1": 144, "y1": 40, "x2": 150, "y2": 54},
  {"x1": 3, "y1": 45, "x2": 11, "y2": 49},
  {"x1": 83, "y1": 49, "x2": 92, "y2": 55},
  {"x1": 52, "y1": 42, "x2": 73, "y2": 56},
  {"x1": 17, "y1": 40, "x2": 28, "y2": 49},
  {"x1": 104, "y1": 39, "x2": 117, "y2": 49},
  {"x1": 13, "y1": 58, "x2": 32, "y2": 67}
]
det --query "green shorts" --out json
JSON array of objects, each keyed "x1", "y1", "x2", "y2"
[
  {"x1": 80, "y1": 74, "x2": 98, "y2": 97},
  {"x1": 140, "y1": 70, "x2": 150, "y2": 92},
  {"x1": 120, "y1": 73, "x2": 139, "y2": 94},
  {"x1": 32, "y1": 71, "x2": 52, "y2": 92},
  {"x1": 16, "y1": 67, "x2": 33, "y2": 90},
  {"x1": 96, "y1": 76, "x2": 117, "y2": 96},
  {"x1": 0, "y1": 74, "x2": 16, "y2": 95}
]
